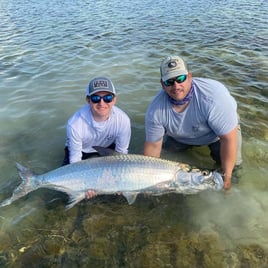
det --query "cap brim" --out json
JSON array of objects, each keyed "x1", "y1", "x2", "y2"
[
  {"x1": 87, "y1": 89, "x2": 116, "y2": 96},
  {"x1": 162, "y1": 70, "x2": 188, "y2": 81}
]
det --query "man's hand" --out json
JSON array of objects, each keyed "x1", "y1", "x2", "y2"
[
  {"x1": 223, "y1": 174, "x2": 232, "y2": 191},
  {"x1": 85, "y1": 190, "x2": 97, "y2": 199}
]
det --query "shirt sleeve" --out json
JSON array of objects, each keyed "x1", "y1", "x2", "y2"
[
  {"x1": 207, "y1": 90, "x2": 238, "y2": 136},
  {"x1": 145, "y1": 105, "x2": 166, "y2": 142},
  {"x1": 115, "y1": 114, "x2": 131, "y2": 154},
  {"x1": 67, "y1": 124, "x2": 83, "y2": 163}
]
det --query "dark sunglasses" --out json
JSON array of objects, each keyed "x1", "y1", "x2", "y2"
[
  {"x1": 90, "y1": 94, "x2": 114, "y2": 103},
  {"x1": 163, "y1": 75, "x2": 187, "y2": 86}
]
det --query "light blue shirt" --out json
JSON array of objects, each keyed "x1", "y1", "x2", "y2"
[{"x1": 145, "y1": 78, "x2": 238, "y2": 145}]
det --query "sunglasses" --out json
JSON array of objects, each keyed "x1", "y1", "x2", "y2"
[
  {"x1": 90, "y1": 94, "x2": 114, "y2": 103},
  {"x1": 163, "y1": 75, "x2": 187, "y2": 86}
]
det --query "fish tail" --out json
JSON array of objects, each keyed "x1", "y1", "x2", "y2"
[{"x1": 0, "y1": 163, "x2": 38, "y2": 208}]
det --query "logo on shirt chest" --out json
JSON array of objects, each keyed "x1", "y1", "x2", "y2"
[{"x1": 192, "y1": 125, "x2": 199, "y2": 132}]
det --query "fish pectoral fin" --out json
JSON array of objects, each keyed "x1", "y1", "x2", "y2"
[
  {"x1": 65, "y1": 191, "x2": 85, "y2": 210},
  {"x1": 122, "y1": 192, "x2": 139, "y2": 205},
  {"x1": 92, "y1": 146, "x2": 120, "y2": 156}
]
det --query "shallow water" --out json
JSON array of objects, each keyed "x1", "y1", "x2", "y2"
[{"x1": 0, "y1": 0, "x2": 268, "y2": 267}]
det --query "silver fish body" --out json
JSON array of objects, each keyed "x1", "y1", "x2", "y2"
[{"x1": 0, "y1": 154, "x2": 223, "y2": 209}]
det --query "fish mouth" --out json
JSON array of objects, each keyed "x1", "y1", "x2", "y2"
[{"x1": 212, "y1": 171, "x2": 224, "y2": 189}]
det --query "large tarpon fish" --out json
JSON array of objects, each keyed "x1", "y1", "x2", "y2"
[{"x1": 0, "y1": 154, "x2": 223, "y2": 209}]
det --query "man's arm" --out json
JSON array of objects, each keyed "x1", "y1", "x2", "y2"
[
  {"x1": 219, "y1": 127, "x2": 238, "y2": 190},
  {"x1": 143, "y1": 139, "x2": 163, "y2": 158}
]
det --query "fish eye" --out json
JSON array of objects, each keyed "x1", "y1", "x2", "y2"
[{"x1": 202, "y1": 170, "x2": 210, "y2": 176}]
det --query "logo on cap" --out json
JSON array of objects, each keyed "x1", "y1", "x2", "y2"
[
  {"x1": 93, "y1": 80, "x2": 108, "y2": 89},
  {"x1": 168, "y1": 61, "x2": 177, "y2": 69}
]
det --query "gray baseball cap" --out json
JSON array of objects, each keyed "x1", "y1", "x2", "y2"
[{"x1": 86, "y1": 77, "x2": 117, "y2": 96}]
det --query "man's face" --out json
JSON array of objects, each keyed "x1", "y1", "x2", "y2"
[
  {"x1": 88, "y1": 91, "x2": 116, "y2": 120},
  {"x1": 161, "y1": 72, "x2": 192, "y2": 101}
]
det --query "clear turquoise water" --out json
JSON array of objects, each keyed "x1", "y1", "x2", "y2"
[{"x1": 0, "y1": 0, "x2": 268, "y2": 266}]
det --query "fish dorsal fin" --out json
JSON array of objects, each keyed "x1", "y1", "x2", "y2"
[{"x1": 122, "y1": 192, "x2": 138, "y2": 205}]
